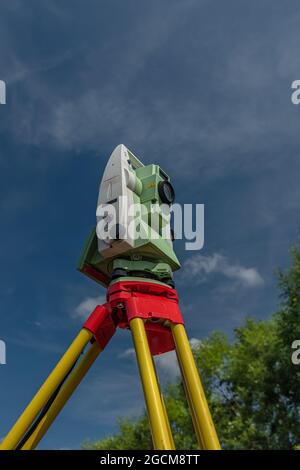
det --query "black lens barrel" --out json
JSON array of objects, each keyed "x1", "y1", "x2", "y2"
[{"x1": 158, "y1": 181, "x2": 175, "y2": 205}]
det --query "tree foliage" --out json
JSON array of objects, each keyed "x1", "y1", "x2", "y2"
[{"x1": 84, "y1": 248, "x2": 300, "y2": 450}]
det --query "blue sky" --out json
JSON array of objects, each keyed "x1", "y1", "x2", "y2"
[{"x1": 0, "y1": 0, "x2": 300, "y2": 449}]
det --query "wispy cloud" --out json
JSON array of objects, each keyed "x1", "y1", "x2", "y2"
[
  {"x1": 121, "y1": 337, "x2": 201, "y2": 382},
  {"x1": 119, "y1": 347, "x2": 135, "y2": 359},
  {"x1": 154, "y1": 351, "x2": 179, "y2": 380},
  {"x1": 180, "y1": 253, "x2": 264, "y2": 288},
  {"x1": 72, "y1": 295, "x2": 105, "y2": 321},
  {"x1": 120, "y1": 346, "x2": 179, "y2": 381},
  {"x1": 3, "y1": 0, "x2": 299, "y2": 185}
]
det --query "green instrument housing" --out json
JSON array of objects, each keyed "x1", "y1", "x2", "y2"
[{"x1": 77, "y1": 151, "x2": 180, "y2": 288}]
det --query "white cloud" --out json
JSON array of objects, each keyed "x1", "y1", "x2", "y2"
[
  {"x1": 121, "y1": 337, "x2": 202, "y2": 382},
  {"x1": 154, "y1": 351, "x2": 179, "y2": 380},
  {"x1": 119, "y1": 347, "x2": 135, "y2": 358},
  {"x1": 0, "y1": 0, "x2": 299, "y2": 205},
  {"x1": 121, "y1": 346, "x2": 180, "y2": 381},
  {"x1": 189, "y1": 337, "x2": 202, "y2": 350},
  {"x1": 72, "y1": 295, "x2": 105, "y2": 321},
  {"x1": 181, "y1": 253, "x2": 264, "y2": 288}
]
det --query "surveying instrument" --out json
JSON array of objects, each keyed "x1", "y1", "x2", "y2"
[{"x1": 0, "y1": 145, "x2": 220, "y2": 450}]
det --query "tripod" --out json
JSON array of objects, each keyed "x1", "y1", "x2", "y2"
[{"x1": 0, "y1": 278, "x2": 220, "y2": 450}]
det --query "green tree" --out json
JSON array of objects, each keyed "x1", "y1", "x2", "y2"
[{"x1": 84, "y1": 248, "x2": 300, "y2": 450}]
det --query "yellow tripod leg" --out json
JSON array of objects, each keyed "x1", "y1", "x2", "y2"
[
  {"x1": 151, "y1": 355, "x2": 175, "y2": 449},
  {"x1": 130, "y1": 318, "x2": 175, "y2": 450},
  {"x1": 171, "y1": 323, "x2": 221, "y2": 450},
  {"x1": 21, "y1": 341, "x2": 101, "y2": 450},
  {"x1": 175, "y1": 350, "x2": 201, "y2": 447},
  {"x1": 159, "y1": 390, "x2": 175, "y2": 449},
  {"x1": 0, "y1": 328, "x2": 92, "y2": 450}
]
